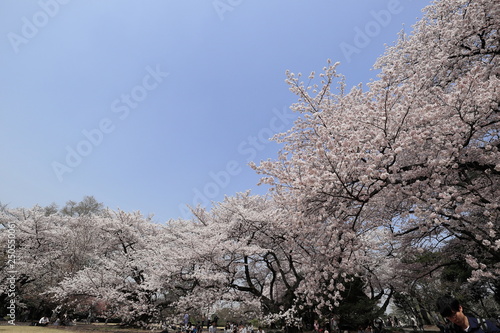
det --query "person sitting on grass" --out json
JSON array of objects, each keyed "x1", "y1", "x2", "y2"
[{"x1": 39, "y1": 316, "x2": 50, "y2": 326}]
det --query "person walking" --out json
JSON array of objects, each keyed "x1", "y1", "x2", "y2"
[{"x1": 209, "y1": 321, "x2": 218, "y2": 333}]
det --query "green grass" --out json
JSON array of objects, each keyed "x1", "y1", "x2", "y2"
[
  {"x1": 0, "y1": 326, "x2": 69, "y2": 333},
  {"x1": 0, "y1": 323, "x2": 154, "y2": 333}
]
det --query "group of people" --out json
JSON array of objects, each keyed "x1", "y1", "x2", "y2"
[
  {"x1": 180, "y1": 317, "x2": 264, "y2": 333},
  {"x1": 357, "y1": 316, "x2": 402, "y2": 333},
  {"x1": 224, "y1": 321, "x2": 265, "y2": 333},
  {"x1": 34, "y1": 314, "x2": 75, "y2": 327},
  {"x1": 37, "y1": 295, "x2": 500, "y2": 333}
]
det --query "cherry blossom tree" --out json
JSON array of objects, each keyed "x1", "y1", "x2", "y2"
[
  {"x1": 0, "y1": 204, "x2": 107, "y2": 320},
  {"x1": 252, "y1": 0, "x2": 499, "y2": 315},
  {"x1": 171, "y1": 192, "x2": 396, "y2": 329},
  {"x1": 190, "y1": 192, "x2": 304, "y2": 317},
  {"x1": 46, "y1": 209, "x2": 163, "y2": 326},
  {"x1": 0, "y1": 203, "x2": 168, "y2": 326}
]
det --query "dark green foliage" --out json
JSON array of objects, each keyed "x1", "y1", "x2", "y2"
[
  {"x1": 335, "y1": 277, "x2": 381, "y2": 329},
  {"x1": 60, "y1": 196, "x2": 104, "y2": 216}
]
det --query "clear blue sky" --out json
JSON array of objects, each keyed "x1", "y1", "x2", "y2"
[{"x1": 0, "y1": 0, "x2": 430, "y2": 223}]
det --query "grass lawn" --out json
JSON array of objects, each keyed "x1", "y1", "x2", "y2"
[
  {"x1": 0, "y1": 323, "x2": 155, "y2": 333},
  {"x1": 0, "y1": 326, "x2": 76, "y2": 333}
]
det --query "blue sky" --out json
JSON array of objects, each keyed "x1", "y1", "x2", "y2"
[{"x1": 0, "y1": 0, "x2": 430, "y2": 223}]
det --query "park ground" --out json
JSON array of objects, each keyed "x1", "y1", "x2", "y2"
[
  {"x1": 0, "y1": 322, "x2": 152, "y2": 333},
  {"x1": 0, "y1": 323, "x2": 442, "y2": 333}
]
